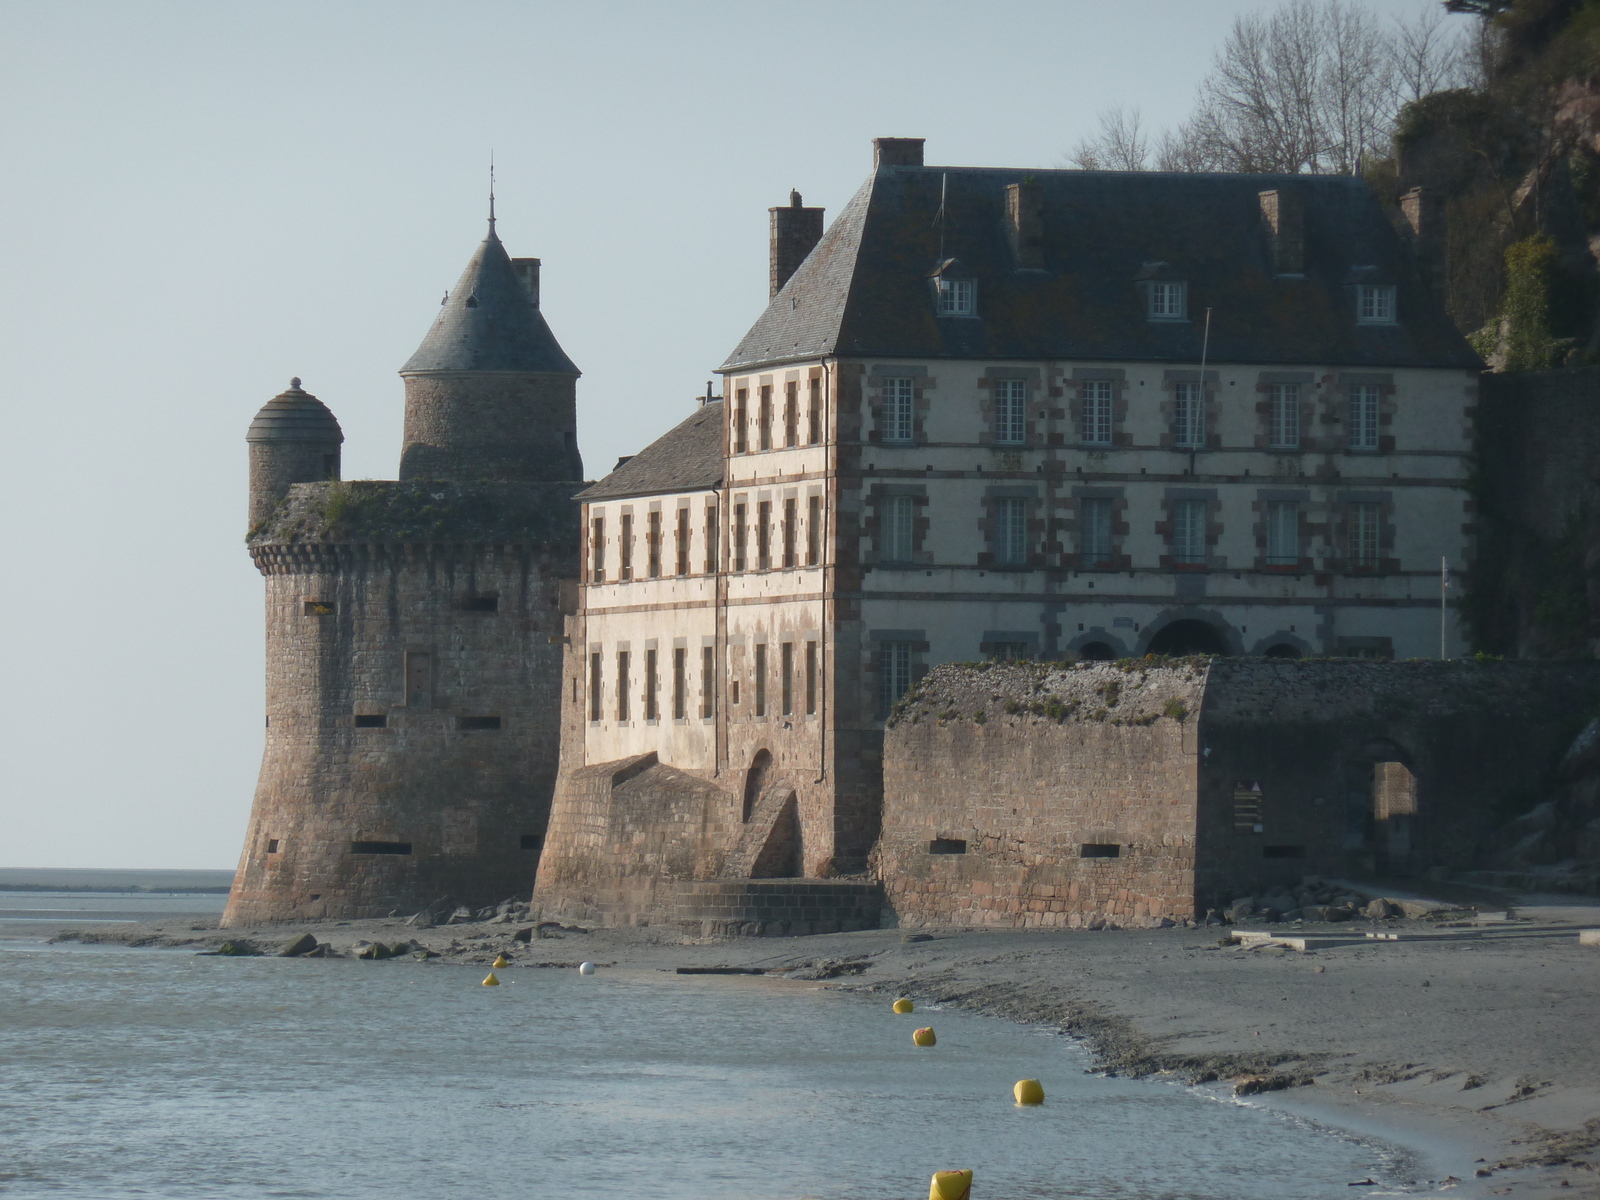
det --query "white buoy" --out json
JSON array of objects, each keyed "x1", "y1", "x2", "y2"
[{"x1": 578, "y1": 961, "x2": 596, "y2": 975}]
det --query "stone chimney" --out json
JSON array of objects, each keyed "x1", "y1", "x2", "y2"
[
  {"x1": 769, "y1": 190, "x2": 825, "y2": 298},
  {"x1": 1258, "y1": 188, "x2": 1305, "y2": 275},
  {"x1": 1400, "y1": 186, "x2": 1446, "y2": 295},
  {"x1": 873, "y1": 137, "x2": 925, "y2": 168},
  {"x1": 511, "y1": 257, "x2": 540, "y2": 308},
  {"x1": 1006, "y1": 180, "x2": 1045, "y2": 270}
]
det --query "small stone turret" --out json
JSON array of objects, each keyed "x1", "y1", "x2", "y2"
[
  {"x1": 398, "y1": 221, "x2": 582, "y2": 482},
  {"x1": 247, "y1": 379, "x2": 342, "y2": 531}
]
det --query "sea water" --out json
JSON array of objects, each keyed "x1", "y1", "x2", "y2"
[{"x1": 0, "y1": 939, "x2": 1406, "y2": 1200}]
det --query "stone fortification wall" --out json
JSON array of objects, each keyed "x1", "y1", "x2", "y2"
[
  {"x1": 532, "y1": 753, "x2": 739, "y2": 927},
  {"x1": 1194, "y1": 659, "x2": 1600, "y2": 909},
  {"x1": 224, "y1": 479, "x2": 579, "y2": 925},
  {"x1": 878, "y1": 660, "x2": 1207, "y2": 929}
]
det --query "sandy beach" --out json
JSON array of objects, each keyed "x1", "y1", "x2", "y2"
[{"x1": 32, "y1": 887, "x2": 1600, "y2": 1200}]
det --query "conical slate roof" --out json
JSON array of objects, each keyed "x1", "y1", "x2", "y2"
[
  {"x1": 247, "y1": 379, "x2": 344, "y2": 443},
  {"x1": 401, "y1": 224, "x2": 580, "y2": 375}
]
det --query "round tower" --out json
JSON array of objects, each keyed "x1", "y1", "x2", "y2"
[
  {"x1": 223, "y1": 219, "x2": 583, "y2": 927},
  {"x1": 399, "y1": 217, "x2": 583, "y2": 482},
  {"x1": 246, "y1": 379, "x2": 343, "y2": 531}
]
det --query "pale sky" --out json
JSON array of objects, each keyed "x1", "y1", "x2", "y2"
[{"x1": 0, "y1": 0, "x2": 1461, "y2": 869}]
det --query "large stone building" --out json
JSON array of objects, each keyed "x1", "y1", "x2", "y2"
[
  {"x1": 532, "y1": 137, "x2": 1482, "y2": 930},
  {"x1": 223, "y1": 214, "x2": 583, "y2": 925}
]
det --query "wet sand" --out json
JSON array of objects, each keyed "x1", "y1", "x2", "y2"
[{"x1": 31, "y1": 893, "x2": 1600, "y2": 1200}]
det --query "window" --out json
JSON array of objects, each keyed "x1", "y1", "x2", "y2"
[
  {"x1": 806, "y1": 494, "x2": 822, "y2": 566},
  {"x1": 590, "y1": 517, "x2": 605, "y2": 582},
  {"x1": 700, "y1": 646, "x2": 715, "y2": 717},
  {"x1": 646, "y1": 511, "x2": 662, "y2": 578},
  {"x1": 994, "y1": 496, "x2": 1028, "y2": 565},
  {"x1": 1148, "y1": 281, "x2": 1187, "y2": 319},
  {"x1": 1174, "y1": 381, "x2": 1206, "y2": 448},
  {"x1": 1173, "y1": 499, "x2": 1207, "y2": 565},
  {"x1": 994, "y1": 379, "x2": 1026, "y2": 445},
  {"x1": 1080, "y1": 843, "x2": 1121, "y2": 858},
  {"x1": 1081, "y1": 380, "x2": 1113, "y2": 446},
  {"x1": 754, "y1": 644, "x2": 767, "y2": 716},
  {"x1": 644, "y1": 649, "x2": 658, "y2": 721},
  {"x1": 354, "y1": 714, "x2": 387, "y2": 728},
  {"x1": 1080, "y1": 497, "x2": 1113, "y2": 565},
  {"x1": 351, "y1": 841, "x2": 411, "y2": 855},
  {"x1": 704, "y1": 503, "x2": 719, "y2": 573},
  {"x1": 807, "y1": 378, "x2": 822, "y2": 444},
  {"x1": 1349, "y1": 502, "x2": 1380, "y2": 567},
  {"x1": 458, "y1": 715, "x2": 502, "y2": 730},
  {"x1": 756, "y1": 500, "x2": 772, "y2": 570},
  {"x1": 733, "y1": 503, "x2": 747, "y2": 571},
  {"x1": 784, "y1": 381, "x2": 798, "y2": 447},
  {"x1": 758, "y1": 385, "x2": 773, "y2": 451},
  {"x1": 781, "y1": 642, "x2": 794, "y2": 715},
  {"x1": 675, "y1": 507, "x2": 690, "y2": 576},
  {"x1": 937, "y1": 277, "x2": 975, "y2": 315},
  {"x1": 989, "y1": 642, "x2": 1031, "y2": 661},
  {"x1": 303, "y1": 600, "x2": 335, "y2": 616},
  {"x1": 881, "y1": 495, "x2": 914, "y2": 563},
  {"x1": 1357, "y1": 284, "x2": 1396, "y2": 324},
  {"x1": 589, "y1": 652, "x2": 603, "y2": 721},
  {"x1": 1266, "y1": 501, "x2": 1299, "y2": 566},
  {"x1": 882, "y1": 377, "x2": 914, "y2": 443},
  {"x1": 1349, "y1": 385, "x2": 1380, "y2": 451},
  {"x1": 782, "y1": 498, "x2": 797, "y2": 568},
  {"x1": 804, "y1": 641, "x2": 817, "y2": 715},
  {"x1": 733, "y1": 388, "x2": 748, "y2": 453},
  {"x1": 879, "y1": 641, "x2": 912, "y2": 712},
  {"x1": 266, "y1": 839, "x2": 280, "y2": 853},
  {"x1": 672, "y1": 647, "x2": 686, "y2": 720},
  {"x1": 1268, "y1": 383, "x2": 1300, "y2": 449},
  {"x1": 619, "y1": 513, "x2": 634, "y2": 580},
  {"x1": 616, "y1": 651, "x2": 630, "y2": 721},
  {"x1": 929, "y1": 838, "x2": 968, "y2": 854},
  {"x1": 461, "y1": 595, "x2": 498, "y2": 612}
]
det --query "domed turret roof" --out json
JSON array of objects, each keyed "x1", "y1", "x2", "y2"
[
  {"x1": 247, "y1": 379, "x2": 344, "y2": 443},
  {"x1": 400, "y1": 224, "x2": 579, "y2": 376}
]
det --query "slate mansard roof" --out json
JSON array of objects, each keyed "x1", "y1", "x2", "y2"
[
  {"x1": 577, "y1": 400, "x2": 725, "y2": 502},
  {"x1": 402, "y1": 224, "x2": 580, "y2": 375},
  {"x1": 721, "y1": 166, "x2": 1479, "y2": 372}
]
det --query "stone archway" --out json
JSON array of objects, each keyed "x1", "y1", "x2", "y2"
[{"x1": 1146, "y1": 618, "x2": 1230, "y2": 656}]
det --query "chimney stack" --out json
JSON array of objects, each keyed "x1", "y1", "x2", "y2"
[
  {"x1": 769, "y1": 190, "x2": 825, "y2": 298},
  {"x1": 1258, "y1": 188, "x2": 1305, "y2": 275},
  {"x1": 511, "y1": 257, "x2": 541, "y2": 308},
  {"x1": 1006, "y1": 180, "x2": 1045, "y2": 270},
  {"x1": 1400, "y1": 186, "x2": 1446, "y2": 295},
  {"x1": 873, "y1": 137, "x2": 925, "y2": 168}
]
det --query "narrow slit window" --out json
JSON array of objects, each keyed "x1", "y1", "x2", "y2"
[
  {"x1": 703, "y1": 503, "x2": 719, "y2": 574},
  {"x1": 733, "y1": 503, "x2": 747, "y2": 572},
  {"x1": 806, "y1": 495, "x2": 822, "y2": 566},
  {"x1": 461, "y1": 596, "x2": 498, "y2": 612},
  {"x1": 1080, "y1": 843, "x2": 1121, "y2": 858},
  {"x1": 804, "y1": 641, "x2": 817, "y2": 715},
  {"x1": 350, "y1": 841, "x2": 411, "y2": 855},
  {"x1": 590, "y1": 516, "x2": 605, "y2": 583},
  {"x1": 589, "y1": 651, "x2": 603, "y2": 722},
  {"x1": 647, "y1": 511, "x2": 662, "y2": 578},
  {"x1": 929, "y1": 838, "x2": 967, "y2": 855},
  {"x1": 758, "y1": 385, "x2": 773, "y2": 451},
  {"x1": 807, "y1": 377, "x2": 822, "y2": 445},
  {"x1": 756, "y1": 500, "x2": 772, "y2": 570},
  {"x1": 754, "y1": 644, "x2": 767, "y2": 716},
  {"x1": 644, "y1": 648, "x2": 658, "y2": 721},
  {"x1": 672, "y1": 647, "x2": 687, "y2": 720},
  {"x1": 458, "y1": 716, "x2": 502, "y2": 730},
  {"x1": 354, "y1": 714, "x2": 388, "y2": 728},
  {"x1": 784, "y1": 381, "x2": 798, "y2": 447},
  {"x1": 303, "y1": 600, "x2": 335, "y2": 617},
  {"x1": 619, "y1": 513, "x2": 634, "y2": 580},
  {"x1": 782, "y1": 497, "x2": 797, "y2": 568},
  {"x1": 700, "y1": 645, "x2": 715, "y2": 718},
  {"x1": 266, "y1": 838, "x2": 280, "y2": 853},
  {"x1": 780, "y1": 642, "x2": 793, "y2": 716},
  {"x1": 675, "y1": 507, "x2": 690, "y2": 576},
  {"x1": 616, "y1": 651, "x2": 630, "y2": 721},
  {"x1": 733, "y1": 388, "x2": 749, "y2": 453}
]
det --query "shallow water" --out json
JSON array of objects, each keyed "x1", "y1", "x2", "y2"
[
  {"x1": 0, "y1": 889, "x2": 227, "y2": 923},
  {"x1": 0, "y1": 940, "x2": 1405, "y2": 1199}
]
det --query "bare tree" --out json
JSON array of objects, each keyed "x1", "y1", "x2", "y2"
[
  {"x1": 1391, "y1": 6, "x2": 1478, "y2": 107},
  {"x1": 1069, "y1": 104, "x2": 1152, "y2": 171}
]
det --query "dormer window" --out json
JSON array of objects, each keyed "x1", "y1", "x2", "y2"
[
  {"x1": 937, "y1": 277, "x2": 976, "y2": 316},
  {"x1": 1148, "y1": 281, "x2": 1187, "y2": 320},
  {"x1": 1357, "y1": 284, "x2": 1396, "y2": 324}
]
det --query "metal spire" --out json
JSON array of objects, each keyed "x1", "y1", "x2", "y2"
[{"x1": 488, "y1": 152, "x2": 496, "y2": 234}]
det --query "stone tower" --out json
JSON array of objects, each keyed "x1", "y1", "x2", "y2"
[{"x1": 223, "y1": 217, "x2": 583, "y2": 926}]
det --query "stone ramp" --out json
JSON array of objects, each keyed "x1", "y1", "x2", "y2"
[{"x1": 721, "y1": 785, "x2": 800, "y2": 879}]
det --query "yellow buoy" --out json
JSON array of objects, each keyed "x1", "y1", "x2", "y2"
[
  {"x1": 482, "y1": 971, "x2": 501, "y2": 987},
  {"x1": 1013, "y1": 1078, "x2": 1045, "y2": 1106},
  {"x1": 492, "y1": 955, "x2": 510, "y2": 968},
  {"x1": 893, "y1": 997, "x2": 914, "y2": 1014},
  {"x1": 929, "y1": 1169, "x2": 973, "y2": 1200},
  {"x1": 912, "y1": 1026, "x2": 936, "y2": 1047}
]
